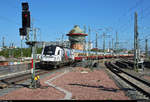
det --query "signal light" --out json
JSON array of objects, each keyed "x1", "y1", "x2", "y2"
[
  {"x1": 22, "y1": 11, "x2": 30, "y2": 28},
  {"x1": 22, "y1": 2, "x2": 29, "y2": 11},
  {"x1": 20, "y1": 2, "x2": 30, "y2": 37},
  {"x1": 19, "y1": 28, "x2": 27, "y2": 36},
  {"x1": 24, "y1": 14, "x2": 28, "y2": 18}
]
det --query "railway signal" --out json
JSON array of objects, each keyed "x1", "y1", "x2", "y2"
[
  {"x1": 19, "y1": 2, "x2": 39, "y2": 89},
  {"x1": 22, "y1": 2, "x2": 29, "y2": 11},
  {"x1": 19, "y1": 2, "x2": 31, "y2": 37},
  {"x1": 22, "y1": 2, "x2": 30, "y2": 28},
  {"x1": 19, "y1": 28, "x2": 27, "y2": 36},
  {"x1": 22, "y1": 11, "x2": 30, "y2": 28}
]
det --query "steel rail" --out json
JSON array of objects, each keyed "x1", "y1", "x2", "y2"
[{"x1": 105, "y1": 61, "x2": 150, "y2": 99}]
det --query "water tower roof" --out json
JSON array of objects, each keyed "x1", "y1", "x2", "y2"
[{"x1": 69, "y1": 25, "x2": 84, "y2": 34}]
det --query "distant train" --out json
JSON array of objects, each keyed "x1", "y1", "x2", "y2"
[
  {"x1": 39, "y1": 45, "x2": 74, "y2": 68},
  {"x1": 39, "y1": 45, "x2": 133, "y2": 68}
]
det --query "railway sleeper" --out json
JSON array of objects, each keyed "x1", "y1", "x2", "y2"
[
  {"x1": 105, "y1": 62, "x2": 150, "y2": 99},
  {"x1": 115, "y1": 61, "x2": 127, "y2": 68},
  {"x1": 109, "y1": 62, "x2": 150, "y2": 87},
  {"x1": 105, "y1": 62, "x2": 122, "y2": 73},
  {"x1": 116, "y1": 61, "x2": 133, "y2": 69}
]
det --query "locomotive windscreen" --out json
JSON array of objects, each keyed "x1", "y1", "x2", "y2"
[{"x1": 43, "y1": 46, "x2": 56, "y2": 55}]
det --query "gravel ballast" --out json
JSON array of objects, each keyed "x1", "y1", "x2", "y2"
[
  {"x1": 0, "y1": 66, "x2": 130, "y2": 100},
  {"x1": 0, "y1": 72, "x2": 65, "y2": 100},
  {"x1": 50, "y1": 67, "x2": 130, "y2": 100}
]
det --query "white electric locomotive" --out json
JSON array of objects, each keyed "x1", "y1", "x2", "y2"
[
  {"x1": 39, "y1": 44, "x2": 133, "y2": 69},
  {"x1": 39, "y1": 45, "x2": 74, "y2": 68}
]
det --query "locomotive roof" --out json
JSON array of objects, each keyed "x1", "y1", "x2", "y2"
[{"x1": 45, "y1": 45, "x2": 70, "y2": 49}]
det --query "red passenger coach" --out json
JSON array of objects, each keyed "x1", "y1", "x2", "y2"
[{"x1": 73, "y1": 52, "x2": 134, "y2": 61}]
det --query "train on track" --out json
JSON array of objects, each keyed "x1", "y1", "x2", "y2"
[
  {"x1": 39, "y1": 45, "x2": 133, "y2": 68},
  {"x1": 39, "y1": 45, "x2": 74, "y2": 68}
]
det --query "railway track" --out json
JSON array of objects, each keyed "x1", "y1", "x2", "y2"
[
  {"x1": 0, "y1": 61, "x2": 76, "y2": 90},
  {"x1": 119, "y1": 58, "x2": 134, "y2": 68},
  {"x1": 0, "y1": 69, "x2": 49, "y2": 89},
  {"x1": 105, "y1": 61, "x2": 150, "y2": 99},
  {"x1": 115, "y1": 60, "x2": 131, "y2": 69}
]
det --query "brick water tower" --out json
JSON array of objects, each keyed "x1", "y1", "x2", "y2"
[{"x1": 67, "y1": 25, "x2": 87, "y2": 50}]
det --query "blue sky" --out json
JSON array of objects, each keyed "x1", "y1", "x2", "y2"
[{"x1": 0, "y1": 0, "x2": 150, "y2": 50}]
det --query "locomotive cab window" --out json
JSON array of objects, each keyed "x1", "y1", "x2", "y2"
[
  {"x1": 57, "y1": 50, "x2": 60, "y2": 55},
  {"x1": 43, "y1": 46, "x2": 56, "y2": 55}
]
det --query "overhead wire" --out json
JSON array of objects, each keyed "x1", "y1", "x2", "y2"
[
  {"x1": 113, "y1": 0, "x2": 143, "y2": 29},
  {"x1": 111, "y1": 0, "x2": 148, "y2": 50},
  {"x1": 117, "y1": 0, "x2": 150, "y2": 42}
]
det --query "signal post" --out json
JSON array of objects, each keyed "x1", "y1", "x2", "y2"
[{"x1": 19, "y1": 2, "x2": 38, "y2": 88}]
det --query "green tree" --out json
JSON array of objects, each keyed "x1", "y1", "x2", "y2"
[{"x1": 0, "y1": 47, "x2": 43, "y2": 58}]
